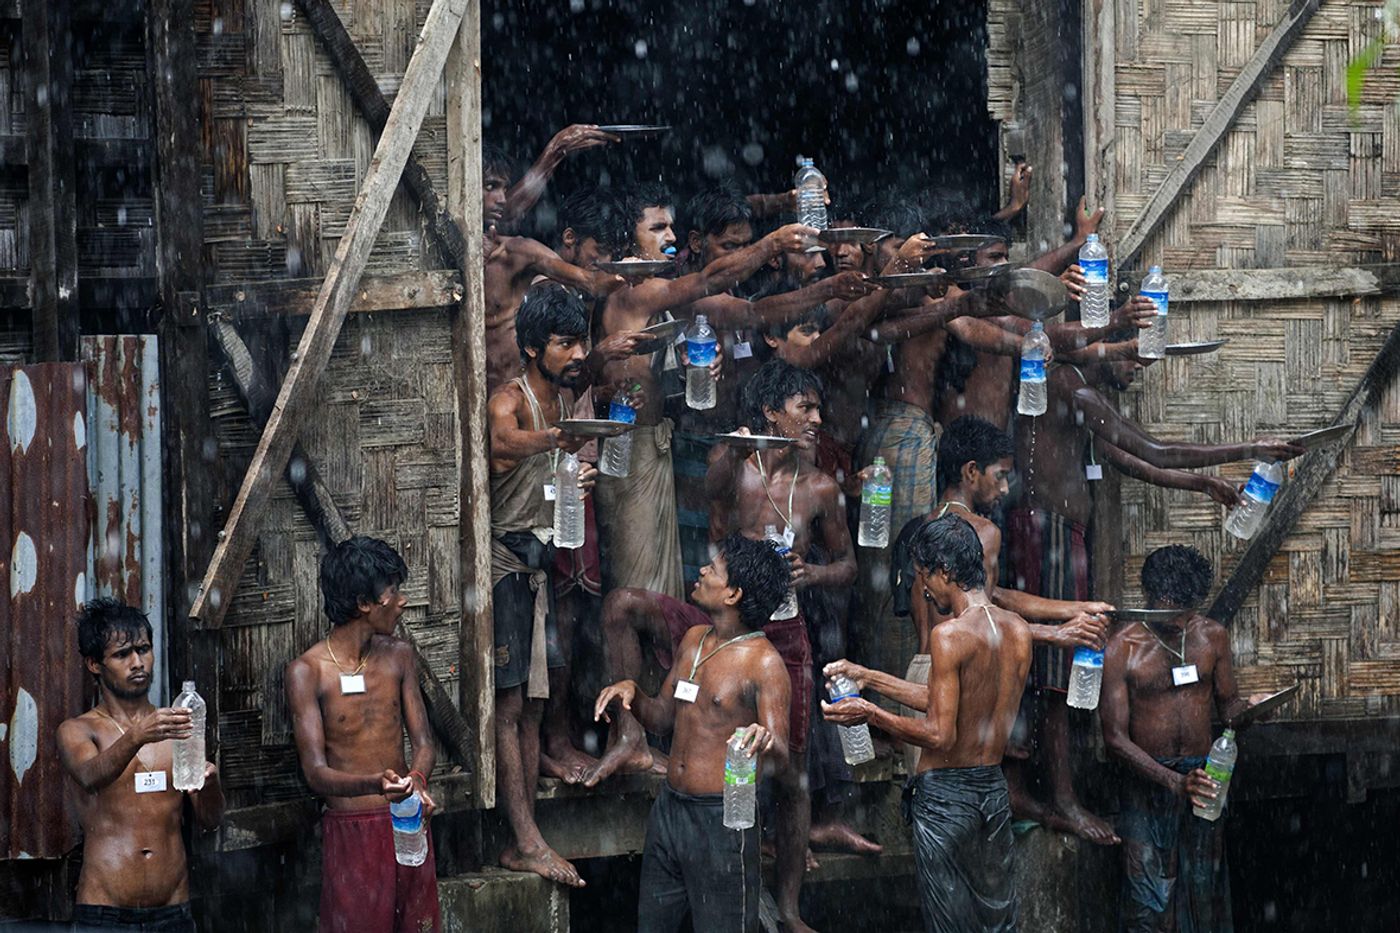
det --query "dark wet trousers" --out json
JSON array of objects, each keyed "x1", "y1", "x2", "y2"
[
  {"x1": 72, "y1": 903, "x2": 196, "y2": 933},
  {"x1": 904, "y1": 766, "x2": 1019, "y2": 933},
  {"x1": 637, "y1": 782, "x2": 761, "y2": 933}
]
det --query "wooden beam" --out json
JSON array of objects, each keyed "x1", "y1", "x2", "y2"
[
  {"x1": 1082, "y1": 0, "x2": 1116, "y2": 233},
  {"x1": 295, "y1": 0, "x2": 468, "y2": 270},
  {"x1": 446, "y1": 0, "x2": 495, "y2": 810},
  {"x1": 190, "y1": 270, "x2": 463, "y2": 322},
  {"x1": 1209, "y1": 317, "x2": 1400, "y2": 623},
  {"x1": 1114, "y1": 0, "x2": 1320, "y2": 270},
  {"x1": 190, "y1": 0, "x2": 471, "y2": 627},
  {"x1": 1117, "y1": 263, "x2": 1400, "y2": 303},
  {"x1": 22, "y1": 0, "x2": 78, "y2": 361}
]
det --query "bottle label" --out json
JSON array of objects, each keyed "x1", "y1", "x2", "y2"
[
  {"x1": 1080, "y1": 257, "x2": 1109, "y2": 284},
  {"x1": 607, "y1": 401, "x2": 637, "y2": 424},
  {"x1": 1072, "y1": 647, "x2": 1104, "y2": 668},
  {"x1": 686, "y1": 338, "x2": 718, "y2": 366},
  {"x1": 724, "y1": 764, "x2": 755, "y2": 786},
  {"x1": 829, "y1": 690, "x2": 858, "y2": 702},
  {"x1": 1243, "y1": 472, "x2": 1281, "y2": 504},
  {"x1": 1141, "y1": 289, "x2": 1169, "y2": 316},
  {"x1": 1020, "y1": 358, "x2": 1046, "y2": 382},
  {"x1": 862, "y1": 483, "x2": 892, "y2": 507},
  {"x1": 1203, "y1": 761, "x2": 1232, "y2": 784}
]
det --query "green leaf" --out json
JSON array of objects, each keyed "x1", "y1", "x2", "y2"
[{"x1": 1347, "y1": 39, "x2": 1385, "y2": 113}]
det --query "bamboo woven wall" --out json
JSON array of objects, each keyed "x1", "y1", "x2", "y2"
[{"x1": 1098, "y1": 0, "x2": 1400, "y2": 722}]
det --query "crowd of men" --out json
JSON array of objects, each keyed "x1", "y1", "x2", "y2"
[{"x1": 55, "y1": 124, "x2": 1303, "y2": 933}]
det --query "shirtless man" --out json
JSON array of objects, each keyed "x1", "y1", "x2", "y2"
[
  {"x1": 285, "y1": 537, "x2": 440, "y2": 932},
  {"x1": 822, "y1": 514, "x2": 1033, "y2": 933},
  {"x1": 1102, "y1": 545, "x2": 1265, "y2": 933},
  {"x1": 1009, "y1": 352, "x2": 1304, "y2": 845},
  {"x1": 499, "y1": 124, "x2": 619, "y2": 230},
  {"x1": 594, "y1": 534, "x2": 793, "y2": 933},
  {"x1": 58, "y1": 600, "x2": 223, "y2": 933},
  {"x1": 485, "y1": 286, "x2": 601, "y2": 887}
]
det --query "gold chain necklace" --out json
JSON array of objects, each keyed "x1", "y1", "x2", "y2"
[
  {"x1": 93, "y1": 705, "x2": 157, "y2": 770},
  {"x1": 326, "y1": 636, "x2": 371, "y2": 677}
]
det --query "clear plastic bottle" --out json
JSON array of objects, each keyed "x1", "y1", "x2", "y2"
[
  {"x1": 389, "y1": 791, "x2": 429, "y2": 866},
  {"x1": 172, "y1": 681, "x2": 206, "y2": 791},
  {"x1": 1078, "y1": 233, "x2": 1111, "y2": 328},
  {"x1": 826, "y1": 675, "x2": 875, "y2": 765},
  {"x1": 794, "y1": 158, "x2": 828, "y2": 231},
  {"x1": 1138, "y1": 265, "x2": 1170, "y2": 359},
  {"x1": 723, "y1": 729, "x2": 757, "y2": 830},
  {"x1": 765, "y1": 524, "x2": 799, "y2": 620},
  {"x1": 685, "y1": 315, "x2": 718, "y2": 410},
  {"x1": 1066, "y1": 647, "x2": 1104, "y2": 710},
  {"x1": 857, "y1": 456, "x2": 893, "y2": 548},
  {"x1": 1194, "y1": 729, "x2": 1238, "y2": 822},
  {"x1": 599, "y1": 395, "x2": 637, "y2": 478},
  {"x1": 1224, "y1": 461, "x2": 1284, "y2": 540},
  {"x1": 1016, "y1": 322, "x2": 1051, "y2": 416},
  {"x1": 553, "y1": 452, "x2": 586, "y2": 549}
]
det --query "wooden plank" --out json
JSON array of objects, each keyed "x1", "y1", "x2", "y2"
[
  {"x1": 190, "y1": 0, "x2": 472, "y2": 628},
  {"x1": 1116, "y1": 263, "x2": 1400, "y2": 302},
  {"x1": 446, "y1": 0, "x2": 494, "y2": 810},
  {"x1": 295, "y1": 0, "x2": 468, "y2": 270},
  {"x1": 1114, "y1": 0, "x2": 1321, "y2": 270},
  {"x1": 1082, "y1": 0, "x2": 1116, "y2": 232},
  {"x1": 22, "y1": 0, "x2": 78, "y2": 361},
  {"x1": 1209, "y1": 317, "x2": 1400, "y2": 623},
  {"x1": 192, "y1": 270, "x2": 463, "y2": 322}
]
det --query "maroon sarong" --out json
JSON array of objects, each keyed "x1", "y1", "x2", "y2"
[{"x1": 319, "y1": 807, "x2": 441, "y2": 933}]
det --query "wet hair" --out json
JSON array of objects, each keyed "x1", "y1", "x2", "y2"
[
  {"x1": 558, "y1": 188, "x2": 629, "y2": 256},
  {"x1": 76, "y1": 598, "x2": 153, "y2": 663},
  {"x1": 740, "y1": 358, "x2": 823, "y2": 435},
  {"x1": 976, "y1": 215, "x2": 1013, "y2": 243},
  {"x1": 623, "y1": 182, "x2": 674, "y2": 228},
  {"x1": 320, "y1": 535, "x2": 409, "y2": 626},
  {"x1": 718, "y1": 533, "x2": 790, "y2": 629},
  {"x1": 681, "y1": 188, "x2": 754, "y2": 240},
  {"x1": 761, "y1": 303, "x2": 831, "y2": 343},
  {"x1": 482, "y1": 143, "x2": 516, "y2": 184},
  {"x1": 868, "y1": 198, "x2": 926, "y2": 239},
  {"x1": 515, "y1": 285, "x2": 590, "y2": 364},
  {"x1": 920, "y1": 189, "x2": 977, "y2": 236},
  {"x1": 1141, "y1": 545, "x2": 1212, "y2": 609},
  {"x1": 937, "y1": 416, "x2": 1015, "y2": 494},
  {"x1": 910, "y1": 514, "x2": 986, "y2": 591}
]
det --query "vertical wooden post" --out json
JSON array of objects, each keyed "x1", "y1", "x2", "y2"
[
  {"x1": 21, "y1": 0, "x2": 78, "y2": 362},
  {"x1": 446, "y1": 0, "x2": 495, "y2": 809}
]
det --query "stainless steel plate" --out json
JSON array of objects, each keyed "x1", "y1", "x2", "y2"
[
  {"x1": 990, "y1": 268, "x2": 1067, "y2": 322},
  {"x1": 1164, "y1": 339, "x2": 1229, "y2": 356},
  {"x1": 1112, "y1": 607, "x2": 1194, "y2": 622},
  {"x1": 818, "y1": 227, "x2": 892, "y2": 245},
  {"x1": 931, "y1": 234, "x2": 1007, "y2": 252},
  {"x1": 1231, "y1": 683, "x2": 1300, "y2": 725},
  {"x1": 714, "y1": 433, "x2": 794, "y2": 450},
  {"x1": 596, "y1": 124, "x2": 671, "y2": 136},
  {"x1": 631, "y1": 317, "x2": 688, "y2": 354},
  {"x1": 871, "y1": 270, "x2": 949, "y2": 289},
  {"x1": 596, "y1": 259, "x2": 675, "y2": 277},
  {"x1": 1290, "y1": 424, "x2": 1354, "y2": 450},
  {"x1": 948, "y1": 262, "x2": 1019, "y2": 285},
  {"x1": 556, "y1": 419, "x2": 636, "y2": 439}
]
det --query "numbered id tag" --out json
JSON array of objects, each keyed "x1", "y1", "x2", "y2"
[
  {"x1": 543, "y1": 483, "x2": 557, "y2": 502},
  {"x1": 1172, "y1": 664, "x2": 1200, "y2": 687},
  {"x1": 340, "y1": 673, "x2": 367, "y2": 694},
  {"x1": 135, "y1": 770, "x2": 167, "y2": 794},
  {"x1": 782, "y1": 526, "x2": 796, "y2": 549},
  {"x1": 732, "y1": 341, "x2": 753, "y2": 360},
  {"x1": 1085, "y1": 464, "x2": 1103, "y2": 481},
  {"x1": 674, "y1": 679, "x2": 700, "y2": 703}
]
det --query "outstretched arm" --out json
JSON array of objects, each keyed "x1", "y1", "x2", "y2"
[
  {"x1": 1098, "y1": 439, "x2": 1243, "y2": 508},
  {"x1": 827, "y1": 628, "x2": 964, "y2": 751},
  {"x1": 501, "y1": 124, "x2": 618, "y2": 226},
  {"x1": 1025, "y1": 196, "x2": 1103, "y2": 275}
]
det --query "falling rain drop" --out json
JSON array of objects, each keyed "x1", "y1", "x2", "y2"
[{"x1": 634, "y1": 40, "x2": 648, "y2": 59}]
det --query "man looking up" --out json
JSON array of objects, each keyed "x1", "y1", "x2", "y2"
[
  {"x1": 58, "y1": 600, "x2": 224, "y2": 933},
  {"x1": 594, "y1": 535, "x2": 793, "y2": 933},
  {"x1": 822, "y1": 515, "x2": 1033, "y2": 933},
  {"x1": 285, "y1": 537, "x2": 440, "y2": 932},
  {"x1": 485, "y1": 286, "x2": 599, "y2": 887}
]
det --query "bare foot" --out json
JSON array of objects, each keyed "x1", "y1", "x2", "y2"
[
  {"x1": 541, "y1": 732, "x2": 598, "y2": 785},
  {"x1": 580, "y1": 707, "x2": 663, "y2": 787},
  {"x1": 1047, "y1": 801, "x2": 1120, "y2": 846},
  {"x1": 809, "y1": 820, "x2": 883, "y2": 855},
  {"x1": 763, "y1": 841, "x2": 820, "y2": 871},
  {"x1": 500, "y1": 843, "x2": 586, "y2": 887},
  {"x1": 778, "y1": 907, "x2": 818, "y2": 933}
]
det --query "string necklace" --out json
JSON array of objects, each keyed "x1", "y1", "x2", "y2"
[
  {"x1": 688, "y1": 626, "x2": 767, "y2": 681},
  {"x1": 93, "y1": 704, "x2": 156, "y2": 770},
  {"x1": 1139, "y1": 621, "x2": 1187, "y2": 665},
  {"x1": 753, "y1": 450, "x2": 798, "y2": 533}
]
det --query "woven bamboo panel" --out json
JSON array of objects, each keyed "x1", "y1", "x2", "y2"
[{"x1": 1106, "y1": 0, "x2": 1400, "y2": 723}]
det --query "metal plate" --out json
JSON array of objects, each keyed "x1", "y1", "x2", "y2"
[
  {"x1": 1112, "y1": 607, "x2": 1194, "y2": 622},
  {"x1": 931, "y1": 234, "x2": 1007, "y2": 252},
  {"x1": 818, "y1": 226, "x2": 892, "y2": 245},
  {"x1": 1231, "y1": 683, "x2": 1300, "y2": 725},
  {"x1": 1164, "y1": 339, "x2": 1229, "y2": 356},
  {"x1": 871, "y1": 270, "x2": 949, "y2": 289},
  {"x1": 596, "y1": 124, "x2": 671, "y2": 136},
  {"x1": 948, "y1": 262, "x2": 1019, "y2": 285},
  {"x1": 1290, "y1": 424, "x2": 1354, "y2": 450},
  {"x1": 596, "y1": 259, "x2": 675, "y2": 277},
  {"x1": 714, "y1": 432, "x2": 794, "y2": 450},
  {"x1": 990, "y1": 268, "x2": 1067, "y2": 322},
  {"x1": 556, "y1": 419, "x2": 637, "y2": 439}
]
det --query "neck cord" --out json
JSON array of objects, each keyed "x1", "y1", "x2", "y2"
[
  {"x1": 688, "y1": 626, "x2": 767, "y2": 681},
  {"x1": 753, "y1": 450, "x2": 798, "y2": 532}
]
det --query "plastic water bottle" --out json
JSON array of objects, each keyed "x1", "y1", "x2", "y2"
[
  {"x1": 1066, "y1": 647, "x2": 1104, "y2": 710},
  {"x1": 794, "y1": 158, "x2": 828, "y2": 231},
  {"x1": 857, "y1": 457, "x2": 893, "y2": 548},
  {"x1": 765, "y1": 525, "x2": 799, "y2": 620},
  {"x1": 553, "y1": 452, "x2": 585, "y2": 549},
  {"x1": 1194, "y1": 729, "x2": 1238, "y2": 822},
  {"x1": 389, "y1": 791, "x2": 429, "y2": 866},
  {"x1": 1078, "y1": 233, "x2": 1111, "y2": 328},
  {"x1": 685, "y1": 315, "x2": 718, "y2": 410},
  {"x1": 599, "y1": 395, "x2": 637, "y2": 478},
  {"x1": 1225, "y1": 461, "x2": 1284, "y2": 540},
  {"x1": 1016, "y1": 322, "x2": 1050, "y2": 416},
  {"x1": 1138, "y1": 266, "x2": 1170, "y2": 359},
  {"x1": 172, "y1": 681, "x2": 206, "y2": 791},
  {"x1": 723, "y1": 729, "x2": 757, "y2": 829},
  {"x1": 827, "y1": 675, "x2": 875, "y2": 765}
]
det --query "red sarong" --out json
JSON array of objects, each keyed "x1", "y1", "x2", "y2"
[{"x1": 319, "y1": 807, "x2": 441, "y2": 933}]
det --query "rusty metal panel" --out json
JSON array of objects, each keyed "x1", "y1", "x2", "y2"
[
  {"x1": 83, "y1": 336, "x2": 167, "y2": 703},
  {"x1": 1, "y1": 362, "x2": 90, "y2": 860}
]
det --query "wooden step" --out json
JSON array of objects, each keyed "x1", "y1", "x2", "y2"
[{"x1": 439, "y1": 869, "x2": 569, "y2": 933}]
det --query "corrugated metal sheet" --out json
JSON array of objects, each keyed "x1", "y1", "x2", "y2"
[
  {"x1": 0, "y1": 363, "x2": 90, "y2": 860},
  {"x1": 83, "y1": 336, "x2": 166, "y2": 704}
]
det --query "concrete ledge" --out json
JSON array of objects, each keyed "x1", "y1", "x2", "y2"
[{"x1": 440, "y1": 869, "x2": 569, "y2": 933}]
